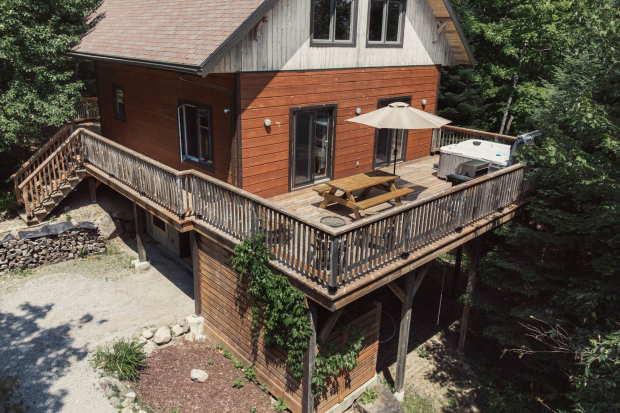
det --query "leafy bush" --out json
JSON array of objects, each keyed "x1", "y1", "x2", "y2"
[
  {"x1": 244, "y1": 364, "x2": 258, "y2": 384},
  {"x1": 232, "y1": 377, "x2": 244, "y2": 389},
  {"x1": 273, "y1": 397, "x2": 287, "y2": 412},
  {"x1": 0, "y1": 190, "x2": 17, "y2": 215},
  {"x1": 359, "y1": 387, "x2": 378, "y2": 405},
  {"x1": 416, "y1": 346, "x2": 429, "y2": 358},
  {"x1": 90, "y1": 339, "x2": 147, "y2": 381}
]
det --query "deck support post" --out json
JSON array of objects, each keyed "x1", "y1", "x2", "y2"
[
  {"x1": 301, "y1": 306, "x2": 317, "y2": 413},
  {"x1": 132, "y1": 203, "x2": 149, "y2": 270},
  {"x1": 458, "y1": 237, "x2": 484, "y2": 352},
  {"x1": 190, "y1": 231, "x2": 201, "y2": 316},
  {"x1": 88, "y1": 177, "x2": 97, "y2": 203},
  {"x1": 451, "y1": 246, "x2": 463, "y2": 298},
  {"x1": 395, "y1": 269, "x2": 417, "y2": 394}
]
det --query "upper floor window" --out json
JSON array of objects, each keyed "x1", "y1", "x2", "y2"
[
  {"x1": 367, "y1": 0, "x2": 406, "y2": 47},
  {"x1": 311, "y1": 0, "x2": 357, "y2": 46},
  {"x1": 112, "y1": 85, "x2": 126, "y2": 121},
  {"x1": 177, "y1": 101, "x2": 213, "y2": 167}
]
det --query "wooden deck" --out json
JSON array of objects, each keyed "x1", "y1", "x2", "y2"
[{"x1": 269, "y1": 156, "x2": 452, "y2": 225}]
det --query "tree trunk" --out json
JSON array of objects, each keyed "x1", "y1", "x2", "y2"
[{"x1": 499, "y1": 41, "x2": 528, "y2": 135}]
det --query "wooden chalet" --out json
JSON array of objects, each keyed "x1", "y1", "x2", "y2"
[{"x1": 11, "y1": 0, "x2": 533, "y2": 411}]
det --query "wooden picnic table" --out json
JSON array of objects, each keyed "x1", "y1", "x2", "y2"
[{"x1": 315, "y1": 170, "x2": 414, "y2": 219}]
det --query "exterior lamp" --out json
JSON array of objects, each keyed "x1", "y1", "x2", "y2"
[
  {"x1": 355, "y1": 107, "x2": 362, "y2": 115},
  {"x1": 264, "y1": 118, "x2": 272, "y2": 127}
]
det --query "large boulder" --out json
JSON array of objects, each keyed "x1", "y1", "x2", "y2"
[
  {"x1": 153, "y1": 327, "x2": 171, "y2": 345},
  {"x1": 95, "y1": 213, "x2": 123, "y2": 240}
]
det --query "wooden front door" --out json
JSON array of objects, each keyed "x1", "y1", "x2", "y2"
[{"x1": 290, "y1": 105, "x2": 336, "y2": 189}]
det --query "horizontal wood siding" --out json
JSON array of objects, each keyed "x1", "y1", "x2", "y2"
[
  {"x1": 95, "y1": 61, "x2": 236, "y2": 183},
  {"x1": 240, "y1": 66, "x2": 440, "y2": 197},
  {"x1": 212, "y1": 0, "x2": 458, "y2": 73},
  {"x1": 198, "y1": 235, "x2": 381, "y2": 413}
]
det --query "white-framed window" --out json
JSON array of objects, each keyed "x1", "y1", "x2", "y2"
[
  {"x1": 311, "y1": 0, "x2": 357, "y2": 46},
  {"x1": 367, "y1": 0, "x2": 406, "y2": 47},
  {"x1": 177, "y1": 101, "x2": 213, "y2": 167}
]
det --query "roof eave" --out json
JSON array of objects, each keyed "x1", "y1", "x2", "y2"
[
  {"x1": 197, "y1": 0, "x2": 281, "y2": 77},
  {"x1": 442, "y1": 0, "x2": 476, "y2": 66},
  {"x1": 68, "y1": 51, "x2": 203, "y2": 75}
]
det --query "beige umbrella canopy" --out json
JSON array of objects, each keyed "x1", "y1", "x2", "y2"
[{"x1": 346, "y1": 102, "x2": 452, "y2": 174}]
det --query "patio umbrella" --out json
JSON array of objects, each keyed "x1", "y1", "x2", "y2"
[{"x1": 346, "y1": 102, "x2": 452, "y2": 174}]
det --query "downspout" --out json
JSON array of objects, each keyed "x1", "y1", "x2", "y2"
[{"x1": 178, "y1": 74, "x2": 237, "y2": 187}]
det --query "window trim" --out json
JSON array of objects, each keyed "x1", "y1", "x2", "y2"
[
  {"x1": 112, "y1": 84, "x2": 126, "y2": 121},
  {"x1": 151, "y1": 214, "x2": 168, "y2": 236},
  {"x1": 372, "y1": 95, "x2": 412, "y2": 169},
  {"x1": 177, "y1": 99, "x2": 215, "y2": 170},
  {"x1": 288, "y1": 103, "x2": 338, "y2": 192},
  {"x1": 310, "y1": 0, "x2": 358, "y2": 48},
  {"x1": 366, "y1": 0, "x2": 407, "y2": 48}
]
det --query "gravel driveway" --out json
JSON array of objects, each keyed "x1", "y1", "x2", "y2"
[{"x1": 0, "y1": 239, "x2": 195, "y2": 412}]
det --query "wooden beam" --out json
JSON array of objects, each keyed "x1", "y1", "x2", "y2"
[
  {"x1": 88, "y1": 176, "x2": 97, "y2": 203},
  {"x1": 395, "y1": 270, "x2": 417, "y2": 393},
  {"x1": 458, "y1": 237, "x2": 484, "y2": 352},
  {"x1": 388, "y1": 281, "x2": 407, "y2": 304},
  {"x1": 134, "y1": 203, "x2": 146, "y2": 263},
  {"x1": 191, "y1": 231, "x2": 201, "y2": 316},
  {"x1": 451, "y1": 246, "x2": 463, "y2": 298},
  {"x1": 317, "y1": 308, "x2": 343, "y2": 343},
  {"x1": 301, "y1": 307, "x2": 317, "y2": 413}
]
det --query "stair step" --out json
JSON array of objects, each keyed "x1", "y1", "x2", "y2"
[
  {"x1": 51, "y1": 192, "x2": 65, "y2": 198},
  {"x1": 42, "y1": 200, "x2": 57, "y2": 207},
  {"x1": 68, "y1": 176, "x2": 80, "y2": 182}
]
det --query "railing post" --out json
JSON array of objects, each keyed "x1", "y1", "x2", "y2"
[
  {"x1": 22, "y1": 187, "x2": 30, "y2": 217},
  {"x1": 250, "y1": 202, "x2": 259, "y2": 238},
  {"x1": 176, "y1": 175, "x2": 185, "y2": 219},
  {"x1": 328, "y1": 235, "x2": 340, "y2": 294}
]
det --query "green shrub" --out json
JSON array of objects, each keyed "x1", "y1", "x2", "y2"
[
  {"x1": 233, "y1": 359, "x2": 244, "y2": 370},
  {"x1": 359, "y1": 387, "x2": 378, "y2": 405},
  {"x1": 207, "y1": 360, "x2": 214, "y2": 365},
  {"x1": 0, "y1": 191, "x2": 18, "y2": 215},
  {"x1": 232, "y1": 377, "x2": 244, "y2": 389},
  {"x1": 273, "y1": 397, "x2": 287, "y2": 412},
  {"x1": 244, "y1": 364, "x2": 258, "y2": 384},
  {"x1": 416, "y1": 346, "x2": 429, "y2": 358},
  {"x1": 90, "y1": 339, "x2": 147, "y2": 381}
]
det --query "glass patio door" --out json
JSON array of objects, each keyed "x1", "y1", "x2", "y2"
[
  {"x1": 291, "y1": 108, "x2": 333, "y2": 189},
  {"x1": 374, "y1": 96, "x2": 411, "y2": 168}
]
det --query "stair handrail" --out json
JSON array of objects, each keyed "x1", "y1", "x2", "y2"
[{"x1": 18, "y1": 129, "x2": 83, "y2": 218}]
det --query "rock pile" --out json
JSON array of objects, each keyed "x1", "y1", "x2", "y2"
[
  {"x1": 0, "y1": 221, "x2": 105, "y2": 274},
  {"x1": 139, "y1": 315, "x2": 206, "y2": 356}
]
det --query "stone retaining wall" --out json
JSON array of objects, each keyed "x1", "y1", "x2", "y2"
[{"x1": 0, "y1": 221, "x2": 106, "y2": 274}]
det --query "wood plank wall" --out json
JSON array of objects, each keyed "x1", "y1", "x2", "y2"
[
  {"x1": 239, "y1": 66, "x2": 440, "y2": 198},
  {"x1": 198, "y1": 235, "x2": 381, "y2": 413},
  {"x1": 95, "y1": 61, "x2": 236, "y2": 184}
]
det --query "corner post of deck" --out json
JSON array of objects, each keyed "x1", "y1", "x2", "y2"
[
  {"x1": 88, "y1": 176, "x2": 97, "y2": 203},
  {"x1": 328, "y1": 235, "x2": 340, "y2": 294},
  {"x1": 190, "y1": 231, "x2": 201, "y2": 316},
  {"x1": 132, "y1": 202, "x2": 149, "y2": 271},
  {"x1": 176, "y1": 175, "x2": 185, "y2": 219},
  {"x1": 395, "y1": 269, "x2": 417, "y2": 397},
  {"x1": 458, "y1": 237, "x2": 484, "y2": 352},
  {"x1": 451, "y1": 246, "x2": 463, "y2": 298},
  {"x1": 301, "y1": 306, "x2": 317, "y2": 413}
]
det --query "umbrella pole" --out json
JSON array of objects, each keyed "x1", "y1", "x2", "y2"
[{"x1": 393, "y1": 130, "x2": 398, "y2": 175}]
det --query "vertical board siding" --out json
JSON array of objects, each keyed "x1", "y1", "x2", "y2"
[
  {"x1": 240, "y1": 66, "x2": 440, "y2": 197},
  {"x1": 212, "y1": 0, "x2": 458, "y2": 73},
  {"x1": 95, "y1": 61, "x2": 236, "y2": 184},
  {"x1": 198, "y1": 237, "x2": 381, "y2": 413}
]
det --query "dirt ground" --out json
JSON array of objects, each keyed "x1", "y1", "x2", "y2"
[
  {"x1": 138, "y1": 341, "x2": 274, "y2": 413},
  {"x1": 0, "y1": 236, "x2": 195, "y2": 413}
]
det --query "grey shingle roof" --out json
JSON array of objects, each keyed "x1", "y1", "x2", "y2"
[{"x1": 72, "y1": 0, "x2": 270, "y2": 73}]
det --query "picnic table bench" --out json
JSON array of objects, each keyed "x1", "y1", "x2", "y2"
[{"x1": 315, "y1": 170, "x2": 414, "y2": 219}]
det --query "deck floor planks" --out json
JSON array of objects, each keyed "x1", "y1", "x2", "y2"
[{"x1": 269, "y1": 156, "x2": 451, "y2": 224}]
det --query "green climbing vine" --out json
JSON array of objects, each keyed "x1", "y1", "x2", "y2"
[{"x1": 231, "y1": 234, "x2": 365, "y2": 392}]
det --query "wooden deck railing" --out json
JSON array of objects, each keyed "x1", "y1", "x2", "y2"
[
  {"x1": 431, "y1": 125, "x2": 517, "y2": 152},
  {"x1": 74, "y1": 97, "x2": 99, "y2": 122},
  {"x1": 19, "y1": 129, "x2": 84, "y2": 217},
  {"x1": 19, "y1": 127, "x2": 532, "y2": 291}
]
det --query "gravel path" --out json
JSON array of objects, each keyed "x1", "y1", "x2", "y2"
[{"x1": 0, "y1": 239, "x2": 195, "y2": 412}]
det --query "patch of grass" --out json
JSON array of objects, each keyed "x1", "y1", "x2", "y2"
[
  {"x1": 232, "y1": 377, "x2": 244, "y2": 389},
  {"x1": 402, "y1": 388, "x2": 436, "y2": 413},
  {"x1": 273, "y1": 397, "x2": 287, "y2": 412},
  {"x1": 379, "y1": 378, "x2": 396, "y2": 394},
  {"x1": 90, "y1": 339, "x2": 147, "y2": 382},
  {"x1": 6, "y1": 267, "x2": 33, "y2": 278},
  {"x1": 63, "y1": 206, "x2": 72, "y2": 221},
  {"x1": 207, "y1": 360, "x2": 214, "y2": 365},
  {"x1": 359, "y1": 387, "x2": 378, "y2": 405},
  {"x1": 261, "y1": 383, "x2": 268, "y2": 393}
]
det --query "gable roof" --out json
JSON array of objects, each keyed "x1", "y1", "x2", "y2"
[
  {"x1": 71, "y1": 0, "x2": 474, "y2": 75},
  {"x1": 71, "y1": 0, "x2": 279, "y2": 75}
]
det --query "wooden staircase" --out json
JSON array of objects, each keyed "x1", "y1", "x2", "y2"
[{"x1": 13, "y1": 127, "x2": 88, "y2": 225}]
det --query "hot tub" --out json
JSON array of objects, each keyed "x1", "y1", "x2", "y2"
[{"x1": 437, "y1": 139, "x2": 511, "y2": 179}]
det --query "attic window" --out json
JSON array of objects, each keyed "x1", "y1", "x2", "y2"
[
  {"x1": 311, "y1": 0, "x2": 357, "y2": 47},
  {"x1": 178, "y1": 101, "x2": 213, "y2": 168},
  {"x1": 367, "y1": 0, "x2": 406, "y2": 47},
  {"x1": 112, "y1": 85, "x2": 126, "y2": 121}
]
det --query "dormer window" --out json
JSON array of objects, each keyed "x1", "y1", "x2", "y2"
[
  {"x1": 367, "y1": 0, "x2": 406, "y2": 47},
  {"x1": 311, "y1": 0, "x2": 357, "y2": 46}
]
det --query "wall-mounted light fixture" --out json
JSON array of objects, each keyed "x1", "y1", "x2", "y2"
[
  {"x1": 264, "y1": 118, "x2": 272, "y2": 127},
  {"x1": 421, "y1": 99, "x2": 427, "y2": 106},
  {"x1": 355, "y1": 107, "x2": 362, "y2": 115}
]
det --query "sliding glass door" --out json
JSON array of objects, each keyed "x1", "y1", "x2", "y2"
[
  {"x1": 291, "y1": 106, "x2": 335, "y2": 189},
  {"x1": 374, "y1": 95, "x2": 411, "y2": 168}
]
